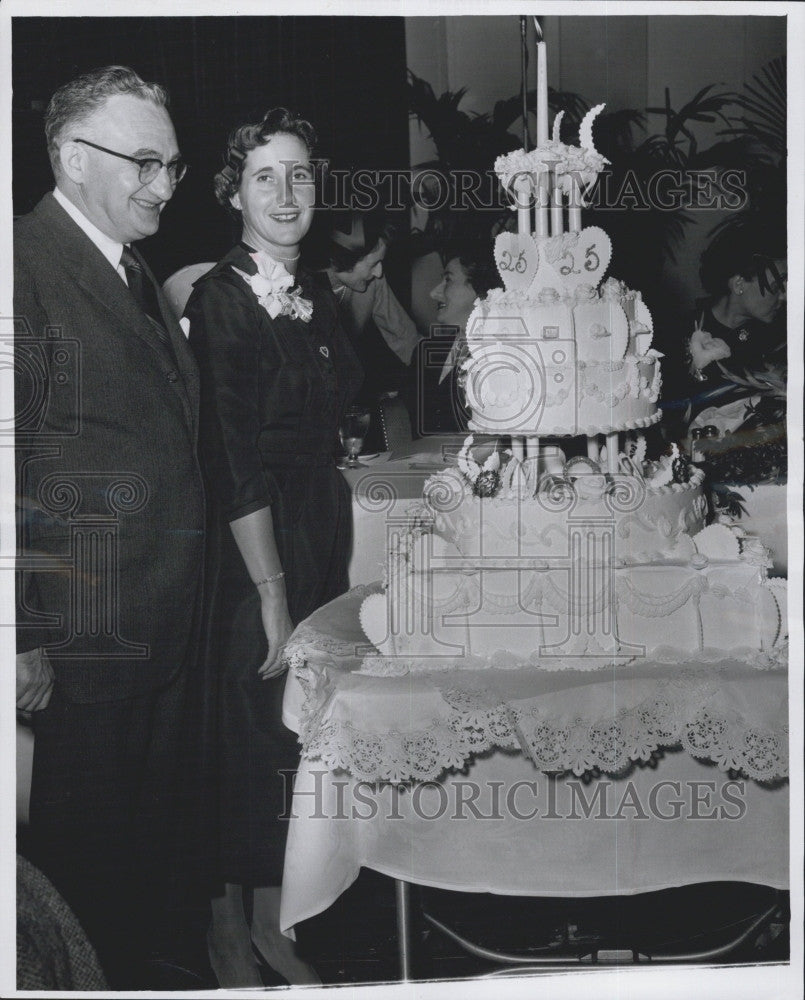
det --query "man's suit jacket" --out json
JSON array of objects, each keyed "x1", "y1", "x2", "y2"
[{"x1": 15, "y1": 193, "x2": 205, "y2": 703}]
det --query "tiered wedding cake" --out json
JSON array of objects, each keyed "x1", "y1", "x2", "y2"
[{"x1": 359, "y1": 106, "x2": 787, "y2": 671}]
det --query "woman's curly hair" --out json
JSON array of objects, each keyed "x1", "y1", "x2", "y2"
[{"x1": 213, "y1": 108, "x2": 317, "y2": 215}]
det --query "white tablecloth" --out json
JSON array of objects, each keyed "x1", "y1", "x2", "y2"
[{"x1": 279, "y1": 587, "x2": 788, "y2": 935}]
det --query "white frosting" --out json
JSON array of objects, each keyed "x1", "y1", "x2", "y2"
[
  {"x1": 369, "y1": 516, "x2": 785, "y2": 669},
  {"x1": 421, "y1": 465, "x2": 707, "y2": 565},
  {"x1": 359, "y1": 127, "x2": 786, "y2": 674},
  {"x1": 463, "y1": 262, "x2": 662, "y2": 436},
  {"x1": 361, "y1": 452, "x2": 785, "y2": 670}
]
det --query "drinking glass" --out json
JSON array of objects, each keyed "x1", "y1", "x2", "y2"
[{"x1": 338, "y1": 406, "x2": 371, "y2": 468}]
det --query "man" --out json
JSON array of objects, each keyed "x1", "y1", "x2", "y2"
[{"x1": 15, "y1": 66, "x2": 205, "y2": 987}]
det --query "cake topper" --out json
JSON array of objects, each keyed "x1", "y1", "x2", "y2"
[
  {"x1": 578, "y1": 103, "x2": 606, "y2": 156},
  {"x1": 552, "y1": 110, "x2": 564, "y2": 144}
]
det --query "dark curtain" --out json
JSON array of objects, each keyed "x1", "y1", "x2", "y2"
[{"x1": 12, "y1": 16, "x2": 409, "y2": 281}]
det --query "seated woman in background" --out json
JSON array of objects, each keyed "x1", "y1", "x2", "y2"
[
  {"x1": 321, "y1": 211, "x2": 422, "y2": 393},
  {"x1": 416, "y1": 240, "x2": 498, "y2": 436},
  {"x1": 661, "y1": 224, "x2": 786, "y2": 429}
]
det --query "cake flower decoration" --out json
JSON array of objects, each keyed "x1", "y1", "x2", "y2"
[
  {"x1": 232, "y1": 250, "x2": 313, "y2": 323},
  {"x1": 457, "y1": 435, "x2": 503, "y2": 497},
  {"x1": 561, "y1": 456, "x2": 607, "y2": 499},
  {"x1": 644, "y1": 443, "x2": 696, "y2": 488}
]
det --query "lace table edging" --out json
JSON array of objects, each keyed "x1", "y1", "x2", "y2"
[{"x1": 298, "y1": 688, "x2": 788, "y2": 786}]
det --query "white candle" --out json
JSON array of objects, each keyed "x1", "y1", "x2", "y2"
[
  {"x1": 535, "y1": 170, "x2": 548, "y2": 238},
  {"x1": 550, "y1": 171, "x2": 563, "y2": 236},
  {"x1": 526, "y1": 436, "x2": 540, "y2": 459},
  {"x1": 569, "y1": 178, "x2": 582, "y2": 232},
  {"x1": 514, "y1": 175, "x2": 531, "y2": 235},
  {"x1": 537, "y1": 39, "x2": 549, "y2": 147}
]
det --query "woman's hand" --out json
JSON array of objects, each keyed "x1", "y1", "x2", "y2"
[
  {"x1": 257, "y1": 589, "x2": 294, "y2": 679},
  {"x1": 688, "y1": 325, "x2": 732, "y2": 374},
  {"x1": 229, "y1": 508, "x2": 294, "y2": 679}
]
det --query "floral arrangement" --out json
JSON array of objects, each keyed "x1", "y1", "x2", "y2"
[
  {"x1": 703, "y1": 424, "x2": 786, "y2": 488},
  {"x1": 696, "y1": 361, "x2": 787, "y2": 488},
  {"x1": 643, "y1": 443, "x2": 694, "y2": 488}
]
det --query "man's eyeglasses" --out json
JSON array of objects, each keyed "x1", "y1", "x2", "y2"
[{"x1": 72, "y1": 138, "x2": 187, "y2": 186}]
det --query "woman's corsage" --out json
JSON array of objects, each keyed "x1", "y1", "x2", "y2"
[
  {"x1": 686, "y1": 314, "x2": 731, "y2": 381},
  {"x1": 232, "y1": 251, "x2": 313, "y2": 323}
]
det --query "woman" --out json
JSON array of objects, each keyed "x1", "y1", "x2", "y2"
[
  {"x1": 662, "y1": 225, "x2": 786, "y2": 426},
  {"x1": 323, "y1": 212, "x2": 422, "y2": 402},
  {"x1": 421, "y1": 243, "x2": 498, "y2": 434},
  {"x1": 185, "y1": 109, "x2": 362, "y2": 987}
]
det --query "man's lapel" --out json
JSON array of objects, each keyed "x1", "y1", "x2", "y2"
[{"x1": 35, "y1": 194, "x2": 200, "y2": 439}]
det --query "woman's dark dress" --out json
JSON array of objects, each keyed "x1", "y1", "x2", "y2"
[{"x1": 185, "y1": 244, "x2": 362, "y2": 886}]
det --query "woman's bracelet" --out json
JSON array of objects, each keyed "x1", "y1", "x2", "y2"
[{"x1": 255, "y1": 571, "x2": 285, "y2": 588}]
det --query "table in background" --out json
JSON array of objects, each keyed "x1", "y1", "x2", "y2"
[
  {"x1": 279, "y1": 586, "x2": 788, "y2": 937},
  {"x1": 342, "y1": 436, "x2": 466, "y2": 585}
]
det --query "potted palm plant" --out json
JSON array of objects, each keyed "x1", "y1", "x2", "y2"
[{"x1": 406, "y1": 58, "x2": 785, "y2": 291}]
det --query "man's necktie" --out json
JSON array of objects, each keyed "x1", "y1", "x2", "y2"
[{"x1": 120, "y1": 246, "x2": 176, "y2": 360}]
